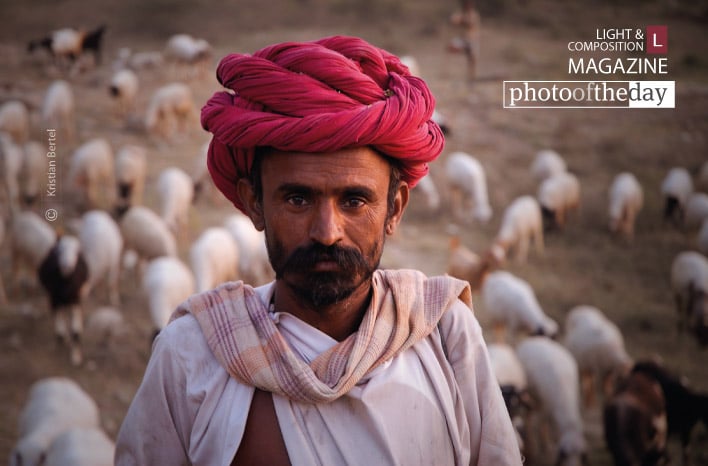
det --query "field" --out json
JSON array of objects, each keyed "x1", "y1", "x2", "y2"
[{"x1": 1, "y1": 0, "x2": 707, "y2": 464}]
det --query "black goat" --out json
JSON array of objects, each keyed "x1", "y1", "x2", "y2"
[
  {"x1": 38, "y1": 235, "x2": 89, "y2": 365},
  {"x1": 632, "y1": 360, "x2": 708, "y2": 465},
  {"x1": 81, "y1": 24, "x2": 107, "y2": 65},
  {"x1": 27, "y1": 24, "x2": 107, "y2": 69}
]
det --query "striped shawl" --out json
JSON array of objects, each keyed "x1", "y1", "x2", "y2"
[{"x1": 171, "y1": 269, "x2": 471, "y2": 404}]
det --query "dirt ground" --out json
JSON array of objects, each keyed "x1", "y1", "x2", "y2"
[{"x1": 1, "y1": 0, "x2": 708, "y2": 464}]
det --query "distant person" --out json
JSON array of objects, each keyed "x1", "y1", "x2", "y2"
[
  {"x1": 448, "y1": 0, "x2": 482, "y2": 81},
  {"x1": 115, "y1": 35, "x2": 522, "y2": 465}
]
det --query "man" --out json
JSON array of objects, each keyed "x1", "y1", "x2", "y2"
[
  {"x1": 448, "y1": 0, "x2": 481, "y2": 81},
  {"x1": 115, "y1": 35, "x2": 522, "y2": 465}
]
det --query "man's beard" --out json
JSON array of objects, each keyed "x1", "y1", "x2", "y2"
[{"x1": 267, "y1": 235, "x2": 383, "y2": 309}]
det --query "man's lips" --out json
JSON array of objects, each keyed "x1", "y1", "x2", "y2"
[{"x1": 311, "y1": 260, "x2": 341, "y2": 272}]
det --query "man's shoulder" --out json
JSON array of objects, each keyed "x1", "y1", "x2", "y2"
[
  {"x1": 437, "y1": 289, "x2": 481, "y2": 340},
  {"x1": 160, "y1": 280, "x2": 275, "y2": 346},
  {"x1": 167, "y1": 280, "x2": 274, "y2": 324},
  {"x1": 378, "y1": 269, "x2": 471, "y2": 292},
  {"x1": 160, "y1": 310, "x2": 204, "y2": 346},
  {"x1": 156, "y1": 308, "x2": 225, "y2": 379}
]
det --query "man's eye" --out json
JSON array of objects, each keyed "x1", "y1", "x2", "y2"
[
  {"x1": 344, "y1": 198, "x2": 366, "y2": 208},
  {"x1": 286, "y1": 195, "x2": 308, "y2": 206}
]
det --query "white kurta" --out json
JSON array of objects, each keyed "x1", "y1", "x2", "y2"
[{"x1": 115, "y1": 282, "x2": 522, "y2": 465}]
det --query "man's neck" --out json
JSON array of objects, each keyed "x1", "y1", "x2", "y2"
[{"x1": 272, "y1": 281, "x2": 372, "y2": 341}]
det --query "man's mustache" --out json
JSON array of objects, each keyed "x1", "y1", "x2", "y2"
[{"x1": 281, "y1": 243, "x2": 369, "y2": 274}]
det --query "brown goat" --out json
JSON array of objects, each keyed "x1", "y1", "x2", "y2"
[{"x1": 603, "y1": 369, "x2": 668, "y2": 466}]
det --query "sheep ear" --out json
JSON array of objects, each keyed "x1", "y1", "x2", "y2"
[{"x1": 236, "y1": 178, "x2": 265, "y2": 231}]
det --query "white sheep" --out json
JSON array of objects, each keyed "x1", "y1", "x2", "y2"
[
  {"x1": 0, "y1": 100, "x2": 30, "y2": 144},
  {"x1": 119, "y1": 205, "x2": 177, "y2": 272},
  {"x1": 38, "y1": 235, "x2": 90, "y2": 365},
  {"x1": 608, "y1": 172, "x2": 643, "y2": 240},
  {"x1": 112, "y1": 47, "x2": 164, "y2": 71},
  {"x1": 537, "y1": 171, "x2": 580, "y2": 230},
  {"x1": 516, "y1": 336, "x2": 586, "y2": 466},
  {"x1": 1, "y1": 132, "x2": 23, "y2": 214},
  {"x1": 49, "y1": 28, "x2": 83, "y2": 58},
  {"x1": 414, "y1": 173, "x2": 441, "y2": 212},
  {"x1": 78, "y1": 210, "x2": 123, "y2": 306},
  {"x1": 43, "y1": 427, "x2": 115, "y2": 466},
  {"x1": 108, "y1": 68, "x2": 139, "y2": 116},
  {"x1": 432, "y1": 108, "x2": 451, "y2": 135},
  {"x1": 42, "y1": 80, "x2": 75, "y2": 142},
  {"x1": 191, "y1": 140, "x2": 222, "y2": 205},
  {"x1": 10, "y1": 210, "x2": 57, "y2": 292},
  {"x1": 223, "y1": 213, "x2": 274, "y2": 286},
  {"x1": 85, "y1": 306, "x2": 126, "y2": 345},
  {"x1": 684, "y1": 192, "x2": 708, "y2": 230},
  {"x1": 445, "y1": 151, "x2": 492, "y2": 224},
  {"x1": 661, "y1": 166, "x2": 693, "y2": 225},
  {"x1": 488, "y1": 341, "x2": 528, "y2": 394},
  {"x1": 489, "y1": 195, "x2": 544, "y2": 265},
  {"x1": 143, "y1": 256, "x2": 195, "y2": 337},
  {"x1": 530, "y1": 149, "x2": 567, "y2": 183},
  {"x1": 10, "y1": 377, "x2": 100, "y2": 466},
  {"x1": 114, "y1": 144, "x2": 147, "y2": 214},
  {"x1": 480, "y1": 270, "x2": 558, "y2": 342},
  {"x1": 18, "y1": 141, "x2": 47, "y2": 207},
  {"x1": 67, "y1": 138, "x2": 115, "y2": 209},
  {"x1": 563, "y1": 305, "x2": 633, "y2": 407},
  {"x1": 487, "y1": 342, "x2": 529, "y2": 453},
  {"x1": 190, "y1": 226, "x2": 240, "y2": 293},
  {"x1": 156, "y1": 166, "x2": 194, "y2": 238},
  {"x1": 27, "y1": 25, "x2": 104, "y2": 72},
  {"x1": 29, "y1": 28, "x2": 85, "y2": 70},
  {"x1": 670, "y1": 250, "x2": 708, "y2": 334},
  {"x1": 165, "y1": 34, "x2": 212, "y2": 63},
  {"x1": 129, "y1": 50, "x2": 164, "y2": 70},
  {"x1": 144, "y1": 82, "x2": 196, "y2": 141},
  {"x1": 164, "y1": 34, "x2": 212, "y2": 78},
  {"x1": 400, "y1": 55, "x2": 421, "y2": 77}
]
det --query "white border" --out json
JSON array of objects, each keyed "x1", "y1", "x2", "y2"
[{"x1": 502, "y1": 80, "x2": 675, "y2": 109}]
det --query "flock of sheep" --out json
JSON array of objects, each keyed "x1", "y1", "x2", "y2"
[
  {"x1": 1, "y1": 22, "x2": 707, "y2": 466},
  {"x1": 0, "y1": 25, "x2": 278, "y2": 465},
  {"x1": 421, "y1": 145, "x2": 708, "y2": 465}
]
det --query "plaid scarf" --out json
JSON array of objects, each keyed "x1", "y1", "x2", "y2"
[{"x1": 171, "y1": 269, "x2": 471, "y2": 404}]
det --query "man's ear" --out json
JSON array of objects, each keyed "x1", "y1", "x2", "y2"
[
  {"x1": 236, "y1": 178, "x2": 265, "y2": 231},
  {"x1": 386, "y1": 181, "x2": 409, "y2": 236}
]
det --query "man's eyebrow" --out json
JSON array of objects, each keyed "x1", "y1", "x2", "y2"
[
  {"x1": 275, "y1": 182, "x2": 318, "y2": 195},
  {"x1": 275, "y1": 183, "x2": 377, "y2": 199},
  {"x1": 342, "y1": 186, "x2": 377, "y2": 200}
]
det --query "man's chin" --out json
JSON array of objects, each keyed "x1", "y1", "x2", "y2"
[{"x1": 289, "y1": 272, "x2": 362, "y2": 308}]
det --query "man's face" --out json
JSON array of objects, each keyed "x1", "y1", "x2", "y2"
[{"x1": 248, "y1": 147, "x2": 406, "y2": 309}]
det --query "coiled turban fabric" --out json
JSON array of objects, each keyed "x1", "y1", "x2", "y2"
[{"x1": 201, "y1": 35, "x2": 445, "y2": 212}]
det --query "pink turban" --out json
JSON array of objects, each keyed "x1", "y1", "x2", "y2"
[{"x1": 201, "y1": 35, "x2": 445, "y2": 212}]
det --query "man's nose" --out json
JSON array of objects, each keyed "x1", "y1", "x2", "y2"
[{"x1": 309, "y1": 200, "x2": 344, "y2": 246}]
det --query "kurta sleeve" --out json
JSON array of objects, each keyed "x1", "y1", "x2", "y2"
[
  {"x1": 438, "y1": 299, "x2": 524, "y2": 466},
  {"x1": 114, "y1": 319, "x2": 195, "y2": 466}
]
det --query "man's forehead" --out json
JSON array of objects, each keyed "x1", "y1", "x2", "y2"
[{"x1": 260, "y1": 147, "x2": 391, "y2": 185}]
